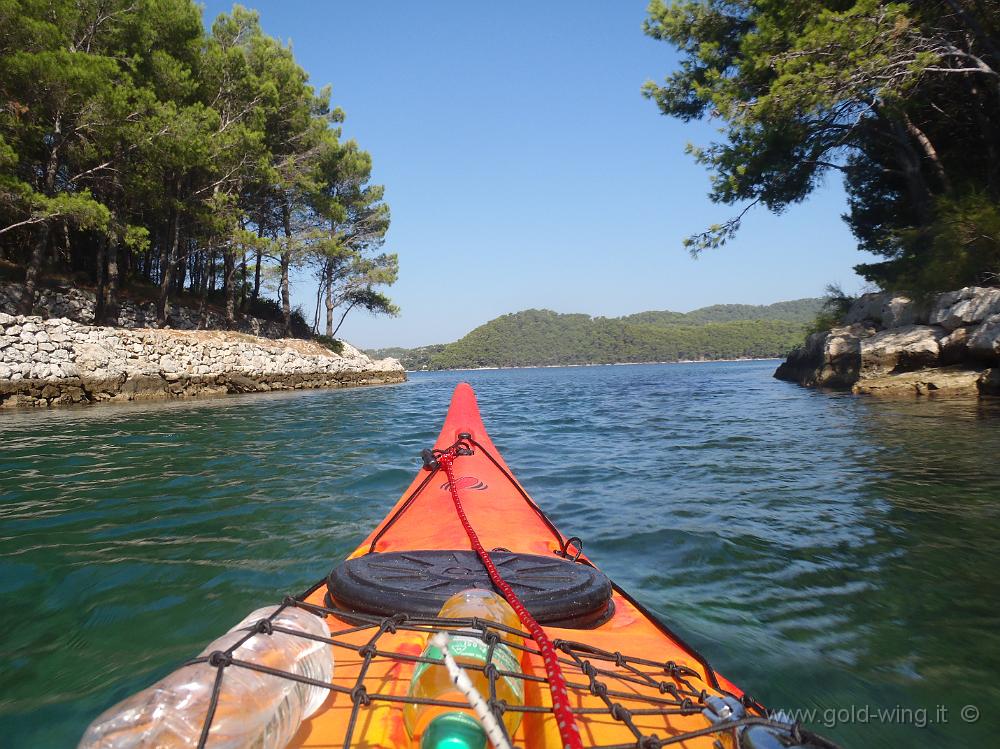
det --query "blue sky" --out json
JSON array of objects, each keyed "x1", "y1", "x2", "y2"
[{"x1": 201, "y1": 1, "x2": 874, "y2": 348}]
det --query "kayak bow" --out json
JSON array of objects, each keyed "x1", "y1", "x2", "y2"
[{"x1": 282, "y1": 383, "x2": 835, "y2": 749}]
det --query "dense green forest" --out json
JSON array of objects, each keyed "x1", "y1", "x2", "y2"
[
  {"x1": 370, "y1": 299, "x2": 821, "y2": 370},
  {"x1": 0, "y1": 0, "x2": 396, "y2": 336},
  {"x1": 621, "y1": 299, "x2": 822, "y2": 326},
  {"x1": 644, "y1": 0, "x2": 1000, "y2": 294}
]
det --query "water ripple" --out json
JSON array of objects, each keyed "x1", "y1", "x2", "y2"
[{"x1": 2, "y1": 362, "x2": 1000, "y2": 746}]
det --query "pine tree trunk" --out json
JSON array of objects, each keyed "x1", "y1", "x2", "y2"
[
  {"x1": 902, "y1": 114, "x2": 951, "y2": 193},
  {"x1": 252, "y1": 248, "x2": 262, "y2": 304},
  {"x1": 312, "y1": 275, "x2": 322, "y2": 333},
  {"x1": 93, "y1": 235, "x2": 107, "y2": 324},
  {"x1": 60, "y1": 221, "x2": 72, "y2": 267},
  {"x1": 189, "y1": 249, "x2": 201, "y2": 295},
  {"x1": 19, "y1": 119, "x2": 61, "y2": 315},
  {"x1": 157, "y1": 211, "x2": 180, "y2": 325},
  {"x1": 886, "y1": 115, "x2": 934, "y2": 213},
  {"x1": 224, "y1": 250, "x2": 237, "y2": 325},
  {"x1": 104, "y1": 236, "x2": 120, "y2": 325},
  {"x1": 240, "y1": 250, "x2": 247, "y2": 312},
  {"x1": 18, "y1": 225, "x2": 50, "y2": 314},
  {"x1": 175, "y1": 247, "x2": 188, "y2": 296},
  {"x1": 332, "y1": 302, "x2": 355, "y2": 338},
  {"x1": 280, "y1": 252, "x2": 291, "y2": 335},
  {"x1": 251, "y1": 224, "x2": 264, "y2": 306},
  {"x1": 325, "y1": 265, "x2": 335, "y2": 337},
  {"x1": 142, "y1": 235, "x2": 154, "y2": 283},
  {"x1": 280, "y1": 203, "x2": 292, "y2": 336},
  {"x1": 197, "y1": 250, "x2": 213, "y2": 327}
]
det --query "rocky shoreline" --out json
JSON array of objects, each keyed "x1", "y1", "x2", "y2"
[
  {"x1": 0, "y1": 313, "x2": 404, "y2": 409},
  {"x1": 775, "y1": 286, "x2": 1000, "y2": 397}
]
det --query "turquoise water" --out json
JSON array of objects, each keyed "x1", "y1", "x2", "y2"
[{"x1": 1, "y1": 361, "x2": 999, "y2": 747}]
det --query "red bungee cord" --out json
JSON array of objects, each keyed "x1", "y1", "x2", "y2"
[{"x1": 437, "y1": 449, "x2": 583, "y2": 749}]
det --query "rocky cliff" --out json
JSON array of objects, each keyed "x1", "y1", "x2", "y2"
[
  {"x1": 0, "y1": 313, "x2": 404, "y2": 409},
  {"x1": 775, "y1": 287, "x2": 1000, "y2": 396}
]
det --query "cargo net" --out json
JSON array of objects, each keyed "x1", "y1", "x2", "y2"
[{"x1": 189, "y1": 590, "x2": 842, "y2": 749}]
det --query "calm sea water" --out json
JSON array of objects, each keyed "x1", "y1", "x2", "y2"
[{"x1": 1, "y1": 361, "x2": 999, "y2": 747}]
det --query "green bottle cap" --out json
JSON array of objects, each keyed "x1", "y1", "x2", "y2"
[{"x1": 420, "y1": 711, "x2": 487, "y2": 749}]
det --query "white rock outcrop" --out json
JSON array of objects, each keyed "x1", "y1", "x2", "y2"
[
  {"x1": 859, "y1": 325, "x2": 945, "y2": 377},
  {"x1": 841, "y1": 292, "x2": 890, "y2": 325},
  {"x1": 772, "y1": 323, "x2": 871, "y2": 389},
  {"x1": 928, "y1": 286, "x2": 1000, "y2": 331},
  {"x1": 879, "y1": 296, "x2": 920, "y2": 328},
  {"x1": 840, "y1": 292, "x2": 924, "y2": 328},
  {"x1": 775, "y1": 286, "x2": 1000, "y2": 397},
  {"x1": 968, "y1": 313, "x2": 1000, "y2": 359},
  {"x1": 0, "y1": 314, "x2": 404, "y2": 408}
]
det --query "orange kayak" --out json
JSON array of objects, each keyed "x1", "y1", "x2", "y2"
[{"x1": 285, "y1": 383, "x2": 834, "y2": 749}]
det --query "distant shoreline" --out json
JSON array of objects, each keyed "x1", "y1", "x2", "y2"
[
  {"x1": 366, "y1": 301, "x2": 821, "y2": 371},
  {"x1": 405, "y1": 357, "x2": 782, "y2": 373}
]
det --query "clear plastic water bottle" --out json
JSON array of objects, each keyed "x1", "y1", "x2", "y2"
[
  {"x1": 404, "y1": 588, "x2": 525, "y2": 745},
  {"x1": 79, "y1": 605, "x2": 333, "y2": 749}
]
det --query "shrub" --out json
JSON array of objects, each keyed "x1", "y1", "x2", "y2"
[
  {"x1": 807, "y1": 284, "x2": 857, "y2": 335},
  {"x1": 314, "y1": 334, "x2": 344, "y2": 354}
]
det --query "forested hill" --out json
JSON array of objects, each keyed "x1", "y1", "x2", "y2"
[
  {"x1": 369, "y1": 298, "x2": 822, "y2": 370},
  {"x1": 621, "y1": 299, "x2": 822, "y2": 326}
]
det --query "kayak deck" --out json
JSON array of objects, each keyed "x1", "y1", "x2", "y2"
[
  {"x1": 287, "y1": 597, "x2": 751, "y2": 748},
  {"x1": 260, "y1": 384, "x2": 829, "y2": 748}
]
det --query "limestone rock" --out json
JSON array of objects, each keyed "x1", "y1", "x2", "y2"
[
  {"x1": 75, "y1": 342, "x2": 115, "y2": 372},
  {"x1": 859, "y1": 325, "x2": 946, "y2": 376},
  {"x1": 978, "y1": 368, "x2": 1000, "y2": 396},
  {"x1": 843, "y1": 293, "x2": 890, "y2": 325},
  {"x1": 852, "y1": 366, "x2": 984, "y2": 397},
  {"x1": 0, "y1": 393, "x2": 37, "y2": 409},
  {"x1": 967, "y1": 313, "x2": 1000, "y2": 361},
  {"x1": 879, "y1": 296, "x2": 922, "y2": 328},
  {"x1": 841, "y1": 292, "x2": 925, "y2": 329},
  {"x1": 224, "y1": 373, "x2": 263, "y2": 393},
  {"x1": 0, "y1": 313, "x2": 404, "y2": 408},
  {"x1": 117, "y1": 375, "x2": 170, "y2": 400},
  {"x1": 777, "y1": 285, "x2": 1000, "y2": 398},
  {"x1": 774, "y1": 323, "x2": 874, "y2": 388},
  {"x1": 372, "y1": 357, "x2": 403, "y2": 371},
  {"x1": 929, "y1": 286, "x2": 1000, "y2": 331},
  {"x1": 939, "y1": 327, "x2": 972, "y2": 364}
]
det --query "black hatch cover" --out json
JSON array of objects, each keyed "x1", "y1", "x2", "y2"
[{"x1": 327, "y1": 550, "x2": 613, "y2": 629}]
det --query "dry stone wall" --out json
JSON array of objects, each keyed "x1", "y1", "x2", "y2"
[
  {"x1": 0, "y1": 281, "x2": 286, "y2": 338},
  {"x1": 0, "y1": 313, "x2": 404, "y2": 409}
]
